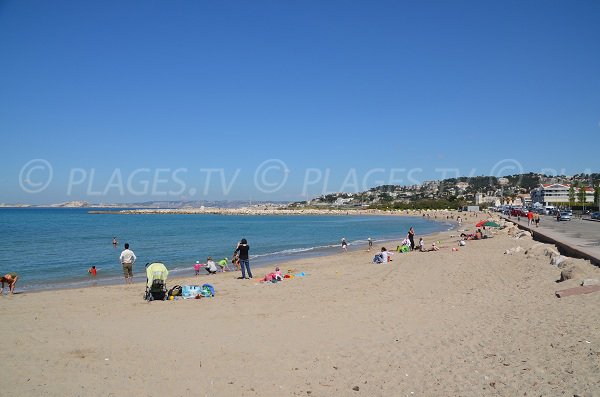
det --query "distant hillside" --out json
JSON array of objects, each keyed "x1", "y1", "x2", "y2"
[{"x1": 290, "y1": 172, "x2": 600, "y2": 210}]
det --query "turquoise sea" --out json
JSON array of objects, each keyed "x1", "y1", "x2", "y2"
[{"x1": 0, "y1": 208, "x2": 454, "y2": 292}]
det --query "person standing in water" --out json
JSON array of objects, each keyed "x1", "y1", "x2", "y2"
[{"x1": 341, "y1": 238, "x2": 348, "y2": 252}]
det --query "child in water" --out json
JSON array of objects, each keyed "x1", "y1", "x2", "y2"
[{"x1": 88, "y1": 266, "x2": 97, "y2": 276}]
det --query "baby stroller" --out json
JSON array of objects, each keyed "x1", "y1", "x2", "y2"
[{"x1": 144, "y1": 262, "x2": 169, "y2": 301}]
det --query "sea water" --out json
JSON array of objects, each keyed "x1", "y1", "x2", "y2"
[{"x1": 0, "y1": 208, "x2": 454, "y2": 292}]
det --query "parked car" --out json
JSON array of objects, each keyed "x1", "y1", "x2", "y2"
[
  {"x1": 510, "y1": 209, "x2": 527, "y2": 217},
  {"x1": 591, "y1": 212, "x2": 600, "y2": 220},
  {"x1": 558, "y1": 211, "x2": 572, "y2": 221}
]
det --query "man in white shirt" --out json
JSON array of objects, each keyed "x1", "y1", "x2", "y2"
[{"x1": 119, "y1": 243, "x2": 137, "y2": 284}]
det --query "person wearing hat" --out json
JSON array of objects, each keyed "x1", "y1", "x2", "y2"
[
  {"x1": 193, "y1": 261, "x2": 202, "y2": 276},
  {"x1": 367, "y1": 237, "x2": 373, "y2": 251},
  {"x1": 217, "y1": 257, "x2": 229, "y2": 272}
]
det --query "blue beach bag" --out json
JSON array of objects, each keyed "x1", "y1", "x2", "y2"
[{"x1": 201, "y1": 283, "x2": 215, "y2": 297}]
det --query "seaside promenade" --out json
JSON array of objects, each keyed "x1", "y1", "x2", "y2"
[{"x1": 503, "y1": 214, "x2": 600, "y2": 266}]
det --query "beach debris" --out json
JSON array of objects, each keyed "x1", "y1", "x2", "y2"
[
  {"x1": 556, "y1": 285, "x2": 600, "y2": 298},
  {"x1": 352, "y1": 386, "x2": 360, "y2": 391},
  {"x1": 581, "y1": 279, "x2": 600, "y2": 287}
]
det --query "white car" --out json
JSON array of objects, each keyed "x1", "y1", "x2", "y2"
[{"x1": 558, "y1": 212, "x2": 572, "y2": 221}]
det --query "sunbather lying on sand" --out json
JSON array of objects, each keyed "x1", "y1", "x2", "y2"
[{"x1": 260, "y1": 267, "x2": 282, "y2": 282}]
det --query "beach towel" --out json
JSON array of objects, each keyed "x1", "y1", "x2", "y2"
[{"x1": 182, "y1": 285, "x2": 203, "y2": 299}]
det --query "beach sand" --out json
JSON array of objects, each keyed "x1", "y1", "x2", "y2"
[{"x1": 1, "y1": 214, "x2": 599, "y2": 396}]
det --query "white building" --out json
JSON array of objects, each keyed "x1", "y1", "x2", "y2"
[
  {"x1": 455, "y1": 182, "x2": 469, "y2": 190},
  {"x1": 530, "y1": 183, "x2": 594, "y2": 206},
  {"x1": 475, "y1": 193, "x2": 500, "y2": 206}
]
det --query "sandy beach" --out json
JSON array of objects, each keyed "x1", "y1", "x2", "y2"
[{"x1": 1, "y1": 213, "x2": 599, "y2": 397}]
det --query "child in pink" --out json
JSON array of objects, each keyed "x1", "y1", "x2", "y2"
[{"x1": 193, "y1": 261, "x2": 202, "y2": 276}]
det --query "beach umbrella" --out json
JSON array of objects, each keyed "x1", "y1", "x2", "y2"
[
  {"x1": 476, "y1": 220, "x2": 501, "y2": 228},
  {"x1": 482, "y1": 221, "x2": 501, "y2": 228}
]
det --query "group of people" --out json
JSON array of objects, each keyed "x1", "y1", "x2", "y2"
[
  {"x1": 372, "y1": 226, "x2": 427, "y2": 262},
  {"x1": 526, "y1": 211, "x2": 540, "y2": 227},
  {"x1": 115, "y1": 238, "x2": 254, "y2": 283},
  {"x1": 194, "y1": 256, "x2": 236, "y2": 275}
]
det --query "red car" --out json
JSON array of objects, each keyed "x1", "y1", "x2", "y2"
[{"x1": 510, "y1": 209, "x2": 528, "y2": 217}]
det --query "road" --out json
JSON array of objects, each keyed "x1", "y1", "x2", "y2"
[{"x1": 503, "y1": 214, "x2": 600, "y2": 265}]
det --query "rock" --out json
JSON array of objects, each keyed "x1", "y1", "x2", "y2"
[
  {"x1": 514, "y1": 231, "x2": 532, "y2": 240},
  {"x1": 506, "y1": 227, "x2": 519, "y2": 236},
  {"x1": 525, "y1": 243, "x2": 559, "y2": 259},
  {"x1": 558, "y1": 260, "x2": 593, "y2": 282},
  {"x1": 352, "y1": 386, "x2": 360, "y2": 391},
  {"x1": 581, "y1": 279, "x2": 600, "y2": 286},
  {"x1": 559, "y1": 266, "x2": 579, "y2": 282},
  {"x1": 550, "y1": 255, "x2": 567, "y2": 267},
  {"x1": 504, "y1": 246, "x2": 523, "y2": 255}
]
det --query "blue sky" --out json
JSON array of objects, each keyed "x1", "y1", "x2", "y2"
[{"x1": 1, "y1": 0, "x2": 599, "y2": 204}]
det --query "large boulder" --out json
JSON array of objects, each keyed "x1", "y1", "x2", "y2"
[
  {"x1": 559, "y1": 265, "x2": 586, "y2": 282},
  {"x1": 550, "y1": 255, "x2": 568, "y2": 267},
  {"x1": 525, "y1": 243, "x2": 560, "y2": 259},
  {"x1": 557, "y1": 258, "x2": 599, "y2": 282},
  {"x1": 514, "y1": 230, "x2": 532, "y2": 240},
  {"x1": 506, "y1": 227, "x2": 519, "y2": 236},
  {"x1": 581, "y1": 279, "x2": 600, "y2": 286}
]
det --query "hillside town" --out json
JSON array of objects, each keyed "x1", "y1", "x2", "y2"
[{"x1": 292, "y1": 173, "x2": 600, "y2": 212}]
